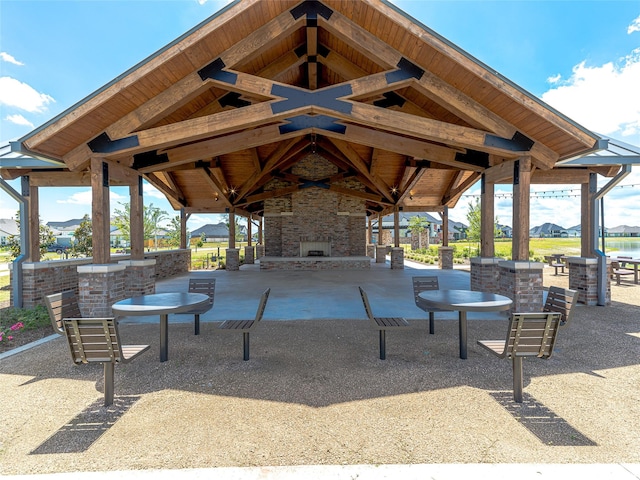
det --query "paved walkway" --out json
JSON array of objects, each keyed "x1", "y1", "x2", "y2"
[{"x1": 1, "y1": 259, "x2": 639, "y2": 479}]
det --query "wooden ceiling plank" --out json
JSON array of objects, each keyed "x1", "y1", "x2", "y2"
[
  {"x1": 442, "y1": 172, "x2": 481, "y2": 204},
  {"x1": 199, "y1": 167, "x2": 233, "y2": 207},
  {"x1": 319, "y1": 10, "x2": 399, "y2": 68},
  {"x1": 397, "y1": 166, "x2": 426, "y2": 202},
  {"x1": 326, "y1": 137, "x2": 395, "y2": 203}
]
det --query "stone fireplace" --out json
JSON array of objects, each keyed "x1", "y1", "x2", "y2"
[{"x1": 260, "y1": 153, "x2": 370, "y2": 270}]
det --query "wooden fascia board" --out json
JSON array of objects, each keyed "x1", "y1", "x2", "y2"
[{"x1": 363, "y1": 0, "x2": 599, "y2": 149}]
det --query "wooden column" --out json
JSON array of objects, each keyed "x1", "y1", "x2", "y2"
[
  {"x1": 258, "y1": 216, "x2": 263, "y2": 244},
  {"x1": 22, "y1": 177, "x2": 40, "y2": 262},
  {"x1": 441, "y1": 207, "x2": 449, "y2": 246},
  {"x1": 511, "y1": 157, "x2": 532, "y2": 261},
  {"x1": 480, "y1": 174, "x2": 495, "y2": 257},
  {"x1": 581, "y1": 174, "x2": 596, "y2": 256},
  {"x1": 180, "y1": 208, "x2": 188, "y2": 249},
  {"x1": 129, "y1": 176, "x2": 144, "y2": 260},
  {"x1": 91, "y1": 157, "x2": 110, "y2": 264},
  {"x1": 247, "y1": 215, "x2": 252, "y2": 246},
  {"x1": 393, "y1": 207, "x2": 400, "y2": 247},
  {"x1": 228, "y1": 209, "x2": 235, "y2": 249}
]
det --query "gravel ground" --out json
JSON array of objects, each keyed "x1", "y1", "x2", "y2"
[{"x1": 0, "y1": 266, "x2": 638, "y2": 475}]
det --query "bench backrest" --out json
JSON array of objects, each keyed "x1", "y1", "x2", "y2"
[
  {"x1": 254, "y1": 288, "x2": 271, "y2": 323},
  {"x1": 543, "y1": 286, "x2": 577, "y2": 327},
  {"x1": 45, "y1": 290, "x2": 82, "y2": 335},
  {"x1": 504, "y1": 312, "x2": 562, "y2": 359},
  {"x1": 63, "y1": 317, "x2": 124, "y2": 364},
  {"x1": 412, "y1": 276, "x2": 439, "y2": 308},
  {"x1": 188, "y1": 277, "x2": 216, "y2": 306},
  {"x1": 358, "y1": 287, "x2": 375, "y2": 321}
]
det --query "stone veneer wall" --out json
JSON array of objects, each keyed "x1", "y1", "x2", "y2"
[
  {"x1": 263, "y1": 153, "x2": 366, "y2": 259},
  {"x1": 470, "y1": 257, "x2": 501, "y2": 292},
  {"x1": 78, "y1": 264, "x2": 126, "y2": 317},
  {"x1": 498, "y1": 261, "x2": 544, "y2": 313},
  {"x1": 568, "y1": 257, "x2": 611, "y2": 306},
  {"x1": 11, "y1": 248, "x2": 191, "y2": 308}
]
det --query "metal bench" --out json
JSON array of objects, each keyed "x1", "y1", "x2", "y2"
[
  {"x1": 63, "y1": 317, "x2": 150, "y2": 406},
  {"x1": 611, "y1": 261, "x2": 635, "y2": 285},
  {"x1": 184, "y1": 277, "x2": 216, "y2": 335},
  {"x1": 359, "y1": 286, "x2": 410, "y2": 360},
  {"x1": 543, "y1": 286, "x2": 577, "y2": 327},
  {"x1": 45, "y1": 290, "x2": 82, "y2": 335},
  {"x1": 218, "y1": 288, "x2": 270, "y2": 361},
  {"x1": 412, "y1": 276, "x2": 448, "y2": 334},
  {"x1": 477, "y1": 311, "x2": 562, "y2": 402}
]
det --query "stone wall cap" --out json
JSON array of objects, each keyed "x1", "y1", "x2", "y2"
[
  {"x1": 438, "y1": 246, "x2": 454, "y2": 250},
  {"x1": 566, "y1": 256, "x2": 599, "y2": 265},
  {"x1": 498, "y1": 260, "x2": 544, "y2": 270},
  {"x1": 77, "y1": 264, "x2": 127, "y2": 273},
  {"x1": 118, "y1": 259, "x2": 157, "y2": 267},
  {"x1": 470, "y1": 257, "x2": 502, "y2": 265},
  {"x1": 17, "y1": 258, "x2": 93, "y2": 270}
]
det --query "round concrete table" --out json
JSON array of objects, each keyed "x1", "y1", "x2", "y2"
[
  {"x1": 418, "y1": 289, "x2": 512, "y2": 359},
  {"x1": 112, "y1": 292, "x2": 209, "y2": 362}
]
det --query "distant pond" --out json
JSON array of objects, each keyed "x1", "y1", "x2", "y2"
[{"x1": 601, "y1": 239, "x2": 640, "y2": 257}]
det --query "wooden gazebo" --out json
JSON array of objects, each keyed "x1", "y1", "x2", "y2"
[{"x1": 2, "y1": 0, "x2": 619, "y2": 311}]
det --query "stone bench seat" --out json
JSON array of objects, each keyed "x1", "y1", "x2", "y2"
[{"x1": 259, "y1": 256, "x2": 371, "y2": 270}]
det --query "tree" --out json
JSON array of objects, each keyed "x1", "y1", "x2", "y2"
[
  {"x1": 6, "y1": 213, "x2": 55, "y2": 259},
  {"x1": 70, "y1": 214, "x2": 92, "y2": 257},
  {"x1": 407, "y1": 216, "x2": 429, "y2": 250},
  {"x1": 112, "y1": 202, "x2": 168, "y2": 249},
  {"x1": 166, "y1": 215, "x2": 188, "y2": 248},
  {"x1": 466, "y1": 197, "x2": 502, "y2": 248}
]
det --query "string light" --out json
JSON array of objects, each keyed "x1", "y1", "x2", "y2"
[{"x1": 461, "y1": 183, "x2": 640, "y2": 200}]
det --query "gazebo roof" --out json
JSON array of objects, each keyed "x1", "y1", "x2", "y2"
[{"x1": 5, "y1": 0, "x2": 607, "y2": 217}]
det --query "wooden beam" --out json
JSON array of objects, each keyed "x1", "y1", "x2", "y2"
[
  {"x1": 442, "y1": 172, "x2": 481, "y2": 205},
  {"x1": 90, "y1": 157, "x2": 110, "y2": 264},
  {"x1": 512, "y1": 157, "x2": 532, "y2": 261},
  {"x1": 200, "y1": 167, "x2": 232, "y2": 207},
  {"x1": 129, "y1": 177, "x2": 144, "y2": 260},
  {"x1": 480, "y1": 174, "x2": 495, "y2": 257},
  {"x1": 144, "y1": 172, "x2": 185, "y2": 208}
]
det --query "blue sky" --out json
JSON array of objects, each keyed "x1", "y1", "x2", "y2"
[{"x1": 1, "y1": 0, "x2": 639, "y2": 231}]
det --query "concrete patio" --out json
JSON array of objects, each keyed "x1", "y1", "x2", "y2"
[{"x1": 1, "y1": 260, "x2": 639, "y2": 478}]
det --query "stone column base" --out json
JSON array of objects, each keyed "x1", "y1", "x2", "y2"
[
  {"x1": 470, "y1": 257, "x2": 501, "y2": 292},
  {"x1": 118, "y1": 259, "x2": 156, "y2": 297},
  {"x1": 255, "y1": 244, "x2": 265, "y2": 259},
  {"x1": 77, "y1": 264, "x2": 127, "y2": 317},
  {"x1": 244, "y1": 245, "x2": 255, "y2": 264},
  {"x1": 390, "y1": 247, "x2": 404, "y2": 269},
  {"x1": 438, "y1": 246, "x2": 454, "y2": 270},
  {"x1": 226, "y1": 248, "x2": 240, "y2": 271},
  {"x1": 568, "y1": 257, "x2": 611, "y2": 306},
  {"x1": 375, "y1": 245, "x2": 388, "y2": 263},
  {"x1": 498, "y1": 261, "x2": 544, "y2": 313},
  {"x1": 366, "y1": 244, "x2": 375, "y2": 258}
]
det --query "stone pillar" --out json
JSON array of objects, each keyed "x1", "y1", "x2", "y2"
[
  {"x1": 119, "y1": 259, "x2": 156, "y2": 297},
  {"x1": 381, "y1": 229, "x2": 392, "y2": 245},
  {"x1": 438, "y1": 246, "x2": 454, "y2": 270},
  {"x1": 390, "y1": 247, "x2": 404, "y2": 269},
  {"x1": 498, "y1": 261, "x2": 544, "y2": 313},
  {"x1": 226, "y1": 248, "x2": 240, "y2": 271},
  {"x1": 255, "y1": 244, "x2": 265, "y2": 258},
  {"x1": 470, "y1": 257, "x2": 501, "y2": 292},
  {"x1": 568, "y1": 257, "x2": 611, "y2": 306},
  {"x1": 244, "y1": 245, "x2": 255, "y2": 265},
  {"x1": 375, "y1": 245, "x2": 387, "y2": 263},
  {"x1": 367, "y1": 244, "x2": 375, "y2": 258},
  {"x1": 77, "y1": 264, "x2": 127, "y2": 317}
]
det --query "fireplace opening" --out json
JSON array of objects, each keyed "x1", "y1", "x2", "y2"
[{"x1": 300, "y1": 240, "x2": 331, "y2": 257}]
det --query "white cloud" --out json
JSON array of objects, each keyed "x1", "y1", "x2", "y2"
[
  {"x1": 628, "y1": 15, "x2": 640, "y2": 34},
  {"x1": 5, "y1": 114, "x2": 33, "y2": 128},
  {"x1": 0, "y1": 52, "x2": 24, "y2": 66},
  {"x1": 57, "y1": 189, "x2": 125, "y2": 205},
  {"x1": 546, "y1": 73, "x2": 562, "y2": 84},
  {"x1": 541, "y1": 48, "x2": 640, "y2": 145},
  {"x1": 0, "y1": 76, "x2": 55, "y2": 113},
  {"x1": 143, "y1": 182, "x2": 166, "y2": 199}
]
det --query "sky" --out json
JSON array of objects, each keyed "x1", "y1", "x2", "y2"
[{"x1": 1, "y1": 0, "x2": 639, "y2": 231}]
